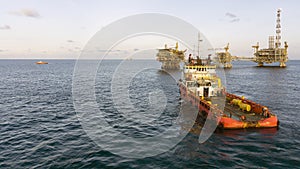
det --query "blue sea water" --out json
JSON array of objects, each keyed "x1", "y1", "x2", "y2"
[{"x1": 0, "y1": 59, "x2": 299, "y2": 168}]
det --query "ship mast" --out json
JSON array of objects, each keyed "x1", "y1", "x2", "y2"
[{"x1": 197, "y1": 32, "x2": 203, "y2": 58}]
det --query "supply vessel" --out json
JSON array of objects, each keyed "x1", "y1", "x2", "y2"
[
  {"x1": 178, "y1": 58, "x2": 279, "y2": 129},
  {"x1": 35, "y1": 61, "x2": 48, "y2": 64}
]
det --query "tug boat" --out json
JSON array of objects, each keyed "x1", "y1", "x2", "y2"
[{"x1": 178, "y1": 59, "x2": 279, "y2": 130}]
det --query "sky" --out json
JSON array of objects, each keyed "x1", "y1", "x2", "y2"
[{"x1": 0, "y1": 0, "x2": 299, "y2": 59}]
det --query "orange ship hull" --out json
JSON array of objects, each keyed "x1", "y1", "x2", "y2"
[{"x1": 219, "y1": 116, "x2": 278, "y2": 129}]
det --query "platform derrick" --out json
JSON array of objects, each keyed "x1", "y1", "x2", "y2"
[{"x1": 156, "y1": 42, "x2": 186, "y2": 70}]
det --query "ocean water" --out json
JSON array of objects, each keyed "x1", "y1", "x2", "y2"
[{"x1": 0, "y1": 59, "x2": 299, "y2": 168}]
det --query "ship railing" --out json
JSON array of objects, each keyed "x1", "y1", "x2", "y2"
[
  {"x1": 199, "y1": 98, "x2": 225, "y2": 118},
  {"x1": 184, "y1": 65, "x2": 217, "y2": 69}
]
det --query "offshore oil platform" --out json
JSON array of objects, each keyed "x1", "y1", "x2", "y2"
[
  {"x1": 216, "y1": 8, "x2": 288, "y2": 68},
  {"x1": 156, "y1": 42, "x2": 186, "y2": 69},
  {"x1": 156, "y1": 9, "x2": 288, "y2": 69}
]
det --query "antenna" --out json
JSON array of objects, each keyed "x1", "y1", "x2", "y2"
[{"x1": 275, "y1": 8, "x2": 282, "y2": 48}]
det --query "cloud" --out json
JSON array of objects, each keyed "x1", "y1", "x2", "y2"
[
  {"x1": 230, "y1": 18, "x2": 240, "y2": 23},
  {"x1": 225, "y1": 12, "x2": 240, "y2": 23},
  {"x1": 0, "y1": 25, "x2": 11, "y2": 30},
  {"x1": 225, "y1": 12, "x2": 237, "y2": 18},
  {"x1": 10, "y1": 9, "x2": 40, "y2": 18}
]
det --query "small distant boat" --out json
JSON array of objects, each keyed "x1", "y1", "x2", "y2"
[{"x1": 35, "y1": 61, "x2": 48, "y2": 64}]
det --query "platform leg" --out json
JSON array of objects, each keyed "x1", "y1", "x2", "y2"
[{"x1": 279, "y1": 61, "x2": 286, "y2": 68}]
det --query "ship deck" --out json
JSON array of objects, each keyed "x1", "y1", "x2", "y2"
[
  {"x1": 224, "y1": 102, "x2": 263, "y2": 121},
  {"x1": 212, "y1": 98, "x2": 264, "y2": 122}
]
